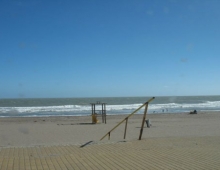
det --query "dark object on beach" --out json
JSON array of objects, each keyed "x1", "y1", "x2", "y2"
[
  {"x1": 190, "y1": 110, "x2": 197, "y2": 114},
  {"x1": 145, "y1": 119, "x2": 151, "y2": 128}
]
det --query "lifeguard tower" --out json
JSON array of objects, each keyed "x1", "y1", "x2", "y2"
[{"x1": 91, "y1": 101, "x2": 106, "y2": 124}]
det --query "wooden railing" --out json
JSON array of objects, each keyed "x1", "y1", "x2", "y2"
[{"x1": 100, "y1": 97, "x2": 155, "y2": 141}]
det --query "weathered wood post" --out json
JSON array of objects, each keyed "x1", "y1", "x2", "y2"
[
  {"x1": 139, "y1": 103, "x2": 149, "y2": 140},
  {"x1": 101, "y1": 103, "x2": 107, "y2": 124},
  {"x1": 124, "y1": 118, "x2": 128, "y2": 139}
]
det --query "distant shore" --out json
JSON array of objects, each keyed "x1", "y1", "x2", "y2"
[{"x1": 0, "y1": 111, "x2": 220, "y2": 148}]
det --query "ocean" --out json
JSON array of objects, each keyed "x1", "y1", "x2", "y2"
[{"x1": 0, "y1": 96, "x2": 220, "y2": 117}]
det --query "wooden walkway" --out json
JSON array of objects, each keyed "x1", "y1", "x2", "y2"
[{"x1": 0, "y1": 136, "x2": 220, "y2": 170}]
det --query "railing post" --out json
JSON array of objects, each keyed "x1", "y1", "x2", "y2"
[
  {"x1": 124, "y1": 118, "x2": 128, "y2": 139},
  {"x1": 108, "y1": 132, "x2": 110, "y2": 140},
  {"x1": 139, "y1": 103, "x2": 149, "y2": 140}
]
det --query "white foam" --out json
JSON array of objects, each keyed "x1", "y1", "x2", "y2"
[
  {"x1": 0, "y1": 101, "x2": 220, "y2": 116},
  {"x1": 0, "y1": 105, "x2": 91, "y2": 114}
]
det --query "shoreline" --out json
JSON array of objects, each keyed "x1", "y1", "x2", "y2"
[{"x1": 0, "y1": 109, "x2": 219, "y2": 118}]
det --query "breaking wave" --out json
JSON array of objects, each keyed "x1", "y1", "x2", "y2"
[{"x1": 0, "y1": 101, "x2": 220, "y2": 117}]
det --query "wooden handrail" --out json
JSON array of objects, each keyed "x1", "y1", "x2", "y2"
[{"x1": 100, "y1": 97, "x2": 155, "y2": 141}]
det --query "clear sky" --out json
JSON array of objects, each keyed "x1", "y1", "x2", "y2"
[{"x1": 1, "y1": 0, "x2": 220, "y2": 98}]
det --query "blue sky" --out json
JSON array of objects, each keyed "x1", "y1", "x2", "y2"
[{"x1": 1, "y1": 0, "x2": 220, "y2": 98}]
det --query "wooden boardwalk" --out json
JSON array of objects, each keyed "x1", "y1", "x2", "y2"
[{"x1": 0, "y1": 136, "x2": 220, "y2": 170}]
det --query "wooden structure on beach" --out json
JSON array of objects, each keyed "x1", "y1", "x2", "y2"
[
  {"x1": 100, "y1": 97, "x2": 155, "y2": 141},
  {"x1": 91, "y1": 102, "x2": 107, "y2": 124}
]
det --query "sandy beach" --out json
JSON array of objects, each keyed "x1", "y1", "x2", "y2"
[
  {"x1": 0, "y1": 111, "x2": 220, "y2": 147},
  {"x1": 0, "y1": 111, "x2": 220, "y2": 169}
]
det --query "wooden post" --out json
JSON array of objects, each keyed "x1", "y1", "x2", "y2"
[
  {"x1": 102, "y1": 104, "x2": 103, "y2": 123},
  {"x1": 139, "y1": 103, "x2": 149, "y2": 140},
  {"x1": 91, "y1": 104, "x2": 93, "y2": 114},
  {"x1": 91, "y1": 104, "x2": 94, "y2": 123},
  {"x1": 93, "y1": 104, "x2": 95, "y2": 114},
  {"x1": 108, "y1": 132, "x2": 110, "y2": 140},
  {"x1": 124, "y1": 118, "x2": 128, "y2": 139},
  {"x1": 104, "y1": 104, "x2": 106, "y2": 124},
  {"x1": 102, "y1": 103, "x2": 106, "y2": 123}
]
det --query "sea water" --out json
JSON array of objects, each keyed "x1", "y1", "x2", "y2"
[{"x1": 0, "y1": 96, "x2": 220, "y2": 117}]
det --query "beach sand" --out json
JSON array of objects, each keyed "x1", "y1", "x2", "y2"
[
  {"x1": 0, "y1": 111, "x2": 220, "y2": 147},
  {"x1": 0, "y1": 112, "x2": 220, "y2": 169}
]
